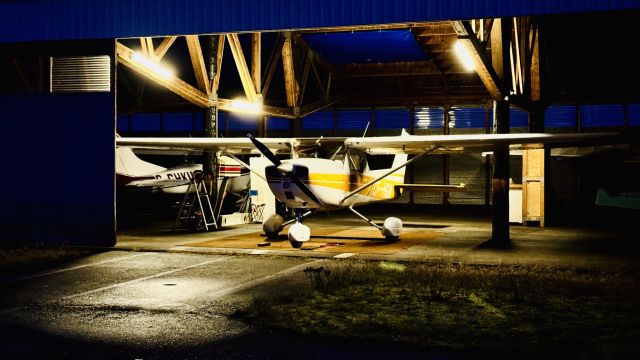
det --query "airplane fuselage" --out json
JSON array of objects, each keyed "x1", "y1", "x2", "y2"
[{"x1": 265, "y1": 158, "x2": 405, "y2": 211}]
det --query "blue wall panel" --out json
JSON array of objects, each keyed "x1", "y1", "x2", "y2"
[
  {"x1": 450, "y1": 106, "x2": 485, "y2": 128},
  {"x1": 117, "y1": 115, "x2": 129, "y2": 132},
  {"x1": 545, "y1": 105, "x2": 577, "y2": 128},
  {"x1": 130, "y1": 113, "x2": 161, "y2": 132},
  {"x1": 1, "y1": 1, "x2": 638, "y2": 42},
  {"x1": 580, "y1": 105, "x2": 625, "y2": 127},
  {"x1": 303, "y1": 111, "x2": 334, "y2": 130},
  {"x1": 414, "y1": 107, "x2": 444, "y2": 129},
  {"x1": 267, "y1": 116, "x2": 290, "y2": 131},
  {"x1": 337, "y1": 109, "x2": 370, "y2": 130},
  {"x1": 629, "y1": 104, "x2": 640, "y2": 126},
  {"x1": 510, "y1": 107, "x2": 528, "y2": 128},
  {"x1": 163, "y1": 112, "x2": 194, "y2": 131},
  {"x1": 375, "y1": 109, "x2": 410, "y2": 129},
  {"x1": 0, "y1": 93, "x2": 115, "y2": 245},
  {"x1": 226, "y1": 111, "x2": 259, "y2": 132}
]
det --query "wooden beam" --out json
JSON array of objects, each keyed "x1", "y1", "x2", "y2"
[
  {"x1": 144, "y1": 37, "x2": 155, "y2": 60},
  {"x1": 251, "y1": 33, "x2": 261, "y2": 95},
  {"x1": 281, "y1": 32, "x2": 298, "y2": 107},
  {"x1": 155, "y1": 36, "x2": 177, "y2": 60},
  {"x1": 262, "y1": 34, "x2": 284, "y2": 98},
  {"x1": 298, "y1": 50, "x2": 312, "y2": 106},
  {"x1": 117, "y1": 42, "x2": 210, "y2": 108},
  {"x1": 336, "y1": 61, "x2": 442, "y2": 78},
  {"x1": 310, "y1": 59, "x2": 328, "y2": 100},
  {"x1": 294, "y1": 33, "x2": 333, "y2": 75},
  {"x1": 226, "y1": 33, "x2": 258, "y2": 102},
  {"x1": 453, "y1": 20, "x2": 504, "y2": 100},
  {"x1": 185, "y1": 35, "x2": 211, "y2": 95},
  {"x1": 211, "y1": 34, "x2": 225, "y2": 95},
  {"x1": 302, "y1": 23, "x2": 416, "y2": 33},
  {"x1": 139, "y1": 38, "x2": 148, "y2": 56},
  {"x1": 299, "y1": 95, "x2": 346, "y2": 117},
  {"x1": 529, "y1": 26, "x2": 540, "y2": 102}
]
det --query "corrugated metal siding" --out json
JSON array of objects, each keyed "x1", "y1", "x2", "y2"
[
  {"x1": 2, "y1": 1, "x2": 637, "y2": 42},
  {"x1": 267, "y1": 116, "x2": 290, "y2": 131},
  {"x1": 117, "y1": 115, "x2": 129, "y2": 132},
  {"x1": 414, "y1": 107, "x2": 444, "y2": 129},
  {"x1": 450, "y1": 106, "x2": 485, "y2": 129},
  {"x1": 545, "y1": 105, "x2": 577, "y2": 128},
  {"x1": 130, "y1": 113, "x2": 161, "y2": 132},
  {"x1": 337, "y1": 109, "x2": 370, "y2": 130},
  {"x1": 449, "y1": 153, "x2": 486, "y2": 205},
  {"x1": 580, "y1": 104, "x2": 625, "y2": 127},
  {"x1": 375, "y1": 109, "x2": 410, "y2": 129},
  {"x1": 226, "y1": 112, "x2": 259, "y2": 131},
  {"x1": 629, "y1": 104, "x2": 640, "y2": 126},
  {"x1": 163, "y1": 112, "x2": 194, "y2": 131},
  {"x1": 510, "y1": 107, "x2": 528, "y2": 127},
  {"x1": 303, "y1": 111, "x2": 334, "y2": 130}
]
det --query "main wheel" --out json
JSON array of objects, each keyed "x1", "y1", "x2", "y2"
[{"x1": 289, "y1": 240, "x2": 303, "y2": 248}]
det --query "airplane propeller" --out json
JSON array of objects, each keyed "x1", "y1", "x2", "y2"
[{"x1": 247, "y1": 134, "x2": 323, "y2": 207}]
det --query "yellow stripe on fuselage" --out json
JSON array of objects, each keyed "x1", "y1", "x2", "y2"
[{"x1": 271, "y1": 172, "x2": 404, "y2": 201}]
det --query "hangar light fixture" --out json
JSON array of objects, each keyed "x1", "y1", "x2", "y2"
[
  {"x1": 229, "y1": 98, "x2": 262, "y2": 115},
  {"x1": 131, "y1": 52, "x2": 175, "y2": 80},
  {"x1": 453, "y1": 40, "x2": 476, "y2": 72}
]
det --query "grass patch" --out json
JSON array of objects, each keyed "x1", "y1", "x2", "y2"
[
  {"x1": 0, "y1": 244, "x2": 94, "y2": 277},
  {"x1": 237, "y1": 261, "x2": 640, "y2": 356}
]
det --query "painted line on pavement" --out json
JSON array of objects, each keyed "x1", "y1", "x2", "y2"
[
  {"x1": 333, "y1": 253, "x2": 356, "y2": 259},
  {"x1": 62, "y1": 257, "x2": 231, "y2": 300},
  {"x1": 2, "y1": 253, "x2": 153, "y2": 285}
]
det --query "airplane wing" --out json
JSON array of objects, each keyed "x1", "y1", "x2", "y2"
[
  {"x1": 118, "y1": 132, "x2": 624, "y2": 156},
  {"x1": 116, "y1": 137, "x2": 297, "y2": 155},
  {"x1": 345, "y1": 132, "x2": 625, "y2": 154}
]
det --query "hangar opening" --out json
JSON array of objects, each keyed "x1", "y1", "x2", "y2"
[
  {"x1": 113, "y1": 10, "x2": 640, "y2": 251},
  {"x1": 1, "y1": 2, "x2": 638, "y2": 248}
]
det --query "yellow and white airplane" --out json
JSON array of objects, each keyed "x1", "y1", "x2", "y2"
[{"x1": 117, "y1": 130, "x2": 622, "y2": 247}]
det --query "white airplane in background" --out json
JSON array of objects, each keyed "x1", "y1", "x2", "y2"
[
  {"x1": 116, "y1": 144, "x2": 250, "y2": 194},
  {"x1": 117, "y1": 130, "x2": 623, "y2": 248}
]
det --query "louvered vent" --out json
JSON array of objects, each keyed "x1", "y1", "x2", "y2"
[{"x1": 51, "y1": 56, "x2": 110, "y2": 92}]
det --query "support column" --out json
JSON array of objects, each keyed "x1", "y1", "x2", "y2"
[
  {"x1": 491, "y1": 100, "x2": 510, "y2": 246},
  {"x1": 443, "y1": 104, "x2": 451, "y2": 206},
  {"x1": 487, "y1": 17, "x2": 512, "y2": 247},
  {"x1": 204, "y1": 36, "x2": 219, "y2": 188}
]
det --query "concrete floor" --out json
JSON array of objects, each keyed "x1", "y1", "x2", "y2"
[
  {"x1": 117, "y1": 205, "x2": 640, "y2": 269},
  {"x1": 1, "y1": 205, "x2": 637, "y2": 358}
]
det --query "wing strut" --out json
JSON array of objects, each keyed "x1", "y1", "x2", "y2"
[{"x1": 339, "y1": 145, "x2": 439, "y2": 206}]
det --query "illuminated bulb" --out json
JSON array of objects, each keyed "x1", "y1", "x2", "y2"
[
  {"x1": 230, "y1": 99, "x2": 262, "y2": 114},
  {"x1": 453, "y1": 40, "x2": 476, "y2": 72},
  {"x1": 131, "y1": 52, "x2": 174, "y2": 79}
]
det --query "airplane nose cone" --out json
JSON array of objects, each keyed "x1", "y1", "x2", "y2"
[{"x1": 277, "y1": 163, "x2": 294, "y2": 176}]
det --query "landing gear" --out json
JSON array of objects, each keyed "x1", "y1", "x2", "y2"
[
  {"x1": 347, "y1": 206, "x2": 403, "y2": 240},
  {"x1": 262, "y1": 210, "x2": 313, "y2": 247},
  {"x1": 287, "y1": 210, "x2": 311, "y2": 248}
]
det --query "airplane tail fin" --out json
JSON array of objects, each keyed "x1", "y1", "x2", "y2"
[{"x1": 116, "y1": 147, "x2": 166, "y2": 176}]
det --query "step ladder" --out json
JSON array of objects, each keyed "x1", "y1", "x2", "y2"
[{"x1": 173, "y1": 170, "x2": 218, "y2": 231}]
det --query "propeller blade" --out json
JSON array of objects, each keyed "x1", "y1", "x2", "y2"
[
  {"x1": 288, "y1": 174, "x2": 323, "y2": 206},
  {"x1": 247, "y1": 133, "x2": 323, "y2": 207},
  {"x1": 247, "y1": 133, "x2": 281, "y2": 166}
]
